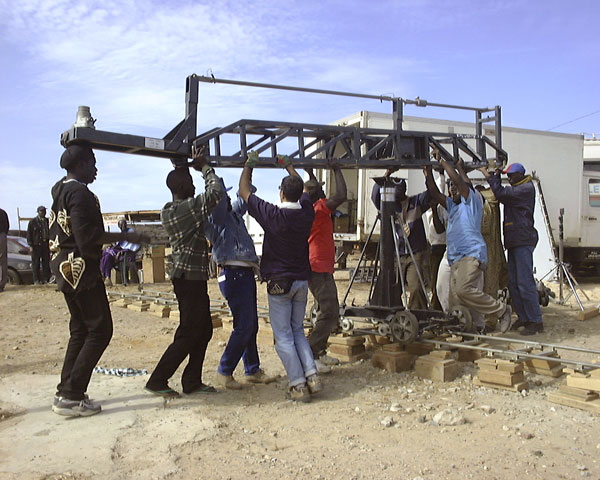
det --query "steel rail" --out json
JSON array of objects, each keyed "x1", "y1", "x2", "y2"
[
  {"x1": 420, "y1": 338, "x2": 600, "y2": 371},
  {"x1": 195, "y1": 75, "x2": 489, "y2": 111}
]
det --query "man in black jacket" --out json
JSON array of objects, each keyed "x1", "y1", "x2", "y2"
[
  {"x1": 479, "y1": 163, "x2": 543, "y2": 336},
  {"x1": 0, "y1": 208, "x2": 8, "y2": 292},
  {"x1": 50, "y1": 143, "x2": 148, "y2": 417},
  {"x1": 27, "y1": 206, "x2": 51, "y2": 284}
]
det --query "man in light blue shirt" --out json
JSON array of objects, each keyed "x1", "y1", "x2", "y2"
[{"x1": 424, "y1": 161, "x2": 512, "y2": 333}]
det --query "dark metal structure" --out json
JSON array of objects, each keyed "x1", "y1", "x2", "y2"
[{"x1": 60, "y1": 74, "x2": 508, "y2": 343}]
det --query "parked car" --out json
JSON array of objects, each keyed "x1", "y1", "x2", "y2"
[{"x1": 7, "y1": 236, "x2": 33, "y2": 285}]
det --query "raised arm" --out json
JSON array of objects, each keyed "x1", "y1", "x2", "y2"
[
  {"x1": 325, "y1": 166, "x2": 347, "y2": 211},
  {"x1": 239, "y1": 151, "x2": 257, "y2": 202},
  {"x1": 424, "y1": 166, "x2": 447, "y2": 206},
  {"x1": 440, "y1": 160, "x2": 470, "y2": 199}
]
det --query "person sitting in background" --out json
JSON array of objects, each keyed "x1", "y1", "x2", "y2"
[{"x1": 100, "y1": 218, "x2": 140, "y2": 286}]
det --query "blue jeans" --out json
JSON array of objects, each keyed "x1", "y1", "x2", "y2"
[
  {"x1": 508, "y1": 246, "x2": 543, "y2": 324},
  {"x1": 268, "y1": 280, "x2": 317, "y2": 387},
  {"x1": 217, "y1": 267, "x2": 260, "y2": 376}
]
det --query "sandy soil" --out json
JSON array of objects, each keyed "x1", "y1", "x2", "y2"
[{"x1": 0, "y1": 276, "x2": 599, "y2": 480}]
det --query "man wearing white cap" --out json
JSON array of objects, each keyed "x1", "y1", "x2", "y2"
[{"x1": 479, "y1": 163, "x2": 543, "y2": 336}]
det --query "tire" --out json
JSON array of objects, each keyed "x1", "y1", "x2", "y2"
[{"x1": 7, "y1": 268, "x2": 21, "y2": 285}]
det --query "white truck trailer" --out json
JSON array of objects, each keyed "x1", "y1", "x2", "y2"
[{"x1": 313, "y1": 111, "x2": 599, "y2": 275}]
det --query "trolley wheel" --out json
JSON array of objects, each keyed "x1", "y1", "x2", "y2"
[
  {"x1": 377, "y1": 323, "x2": 391, "y2": 336},
  {"x1": 389, "y1": 311, "x2": 418, "y2": 344},
  {"x1": 340, "y1": 317, "x2": 354, "y2": 332},
  {"x1": 449, "y1": 305, "x2": 473, "y2": 332}
]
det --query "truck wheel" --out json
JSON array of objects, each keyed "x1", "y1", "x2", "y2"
[{"x1": 7, "y1": 268, "x2": 21, "y2": 285}]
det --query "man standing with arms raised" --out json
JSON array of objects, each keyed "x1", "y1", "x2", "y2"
[
  {"x1": 145, "y1": 146, "x2": 224, "y2": 397},
  {"x1": 239, "y1": 152, "x2": 321, "y2": 402}
]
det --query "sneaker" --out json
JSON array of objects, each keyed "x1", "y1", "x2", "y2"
[
  {"x1": 215, "y1": 373, "x2": 243, "y2": 390},
  {"x1": 498, "y1": 305, "x2": 514, "y2": 333},
  {"x1": 245, "y1": 369, "x2": 277, "y2": 384},
  {"x1": 314, "y1": 359, "x2": 331, "y2": 374},
  {"x1": 286, "y1": 384, "x2": 311, "y2": 403},
  {"x1": 510, "y1": 319, "x2": 528, "y2": 331},
  {"x1": 475, "y1": 325, "x2": 490, "y2": 335},
  {"x1": 54, "y1": 393, "x2": 89, "y2": 406},
  {"x1": 520, "y1": 322, "x2": 544, "y2": 336},
  {"x1": 319, "y1": 354, "x2": 340, "y2": 366},
  {"x1": 52, "y1": 397, "x2": 101, "y2": 417},
  {"x1": 306, "y1": 374, "x2": 323, "y2": 394}
]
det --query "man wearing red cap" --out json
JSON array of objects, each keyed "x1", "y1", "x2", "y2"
[{"x1": 479, "y1": 163, "x2": 543, "y2": 336}]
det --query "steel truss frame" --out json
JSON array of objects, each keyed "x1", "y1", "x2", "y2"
[{"x1": 61, "y1": 74, "x2": 507, "y2": 169}]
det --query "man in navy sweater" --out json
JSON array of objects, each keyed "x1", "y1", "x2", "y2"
[
  {"x1": 239, "y1": 152, "x2": 321, "y2": 403},
  {"x1": 479, "y1": 163, "x2": 543, "y2": 336}
]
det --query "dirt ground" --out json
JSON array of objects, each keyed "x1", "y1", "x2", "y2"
[{"x1": 1, "y1": 275, "x2": 600, "y2": 480}]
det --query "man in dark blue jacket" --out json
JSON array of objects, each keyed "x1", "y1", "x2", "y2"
[
  {"x1": 205, "y1": 179, "x2": 276, "y2": 389},
  {"x1": 479, "y1": 163, "x2": 543, "y2": 335}
]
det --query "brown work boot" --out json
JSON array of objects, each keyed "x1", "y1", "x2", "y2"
[
  {"x1": 306, "y1": 374, "x2": 323, "y2": 394},
  {"x1": 286, "y1": 384, "x2": 311, "y2": 403},
  {"x1": 215, "y1": 373, "x2": 243, "y2": 390},
  {"x1": 245, "y1": 369, "x2": 278, "y2": 384}
]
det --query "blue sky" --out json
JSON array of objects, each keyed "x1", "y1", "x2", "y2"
[{"x1": 1, "y1": 0, "x2": 598, "y2": 229}]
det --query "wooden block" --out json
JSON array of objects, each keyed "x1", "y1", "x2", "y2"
[
  {"x1": 458, "y1": 344, "x2": 488, "y2": 362},
  {"x1": 127, "y1": 302, "x2": 150, "y2": 312},
  {"x1": 497, "y1": 362, "x2": 524, "y2": 374},
  {"x1": 524, "y1": 364, "x2": 564, "y2": 377},
  {"x1": 590, "y1": 368, "x2": 600, "y2": 378},
  {"x1": 548, "y1": 391, "x2": 600, "y2": 413},
  {"x1": 475, "y1": 358, "x2": 498, "y2": 368},
  {"x1": 328, "y1": 335, "x2": 365, "y2": 346},
  {"x1": 474, "y1": 377, "x2": 528, "y2": 392},
  {"x1": 211, "y1": 315, "x2": 222, "y2": 329},
  {"x1": 113, "y1": 298, "x2": 132, "y2": 308},
  {"x1": 328, "y1": 351, "x2": 369, "y2": 363},
  {"x1": 329, "y1": 343, "x2": 365, "y2": 356},
  {"x1": 381, "y1": 342, "x2": 404, "y2": 352},
  {"x1": 576, "y1": 307, "x2": 599, "y2": 321},
  {"x1": 558, "y1": 384, "x2": 599, "y2": 400},
  {"x1": 414, "y1": 356, "x2": 458, "y2": 382},
  {"x1": 405, "y1": 342, "x2": 435, "y2": 356},
  {"x1": 429, "y1": 350, "x2": 453, "y2": 360},
  {"x1": 142, "y1": 256, "x2": 166, "y2": 283},
  {"x1": 372, "y1": 351, "x2": 415, "y2": 373},
  {"x1": 478, "y1": 369, "x2": 525, "y2": 386},
  {"x1": 566, "y1": 375, "x2": 600, "y2": 393},
  {"x1": 149, "y1": 306, "x2": 171, "y2": 318},
  {"x1": 169, "y1": 309, "x2": 180, "y2": 319}
]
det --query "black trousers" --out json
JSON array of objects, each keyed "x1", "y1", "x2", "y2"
[
  {"x1": 31, "y1": 243, "x2": 51, "y2": 283},
  {"x1": 57, "y1": 282, "x2": 113, "y2": 400},
  {"x1": 146, "y1": 278, "x2": 213, "y2": 393}
]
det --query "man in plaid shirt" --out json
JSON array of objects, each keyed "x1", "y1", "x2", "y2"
[{"x1": 145, "y1": 146, "x2": 224, "y2": 397}]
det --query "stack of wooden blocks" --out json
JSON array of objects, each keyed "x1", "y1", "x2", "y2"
[
  {"x1": 414, "y1": 350, "x2": 458, "y2": 382},
  {"x1": 328, "y1": 335, "x2": 369, "y2": 363},
  {"x1": 474, "y1": 358, "x2": 528, "y2": 392},
  {"x1": 127, "y1": 301, "x2": 150, "y2": 312},
  {"x1": 148, "y1": 303, "x2": 171, "y2": 318},
  {"x1": 548, "y1": 368, "x2": 600, "y2": 413},
  {"x1": 522, "y1": 349, "x2": 564, "y2": 377},
  {"x1": 372, "y1": 343, "x2": 415, "y2": 373}
]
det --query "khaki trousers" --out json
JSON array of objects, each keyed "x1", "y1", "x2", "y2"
[{"x1": 449, "y1": 256, "x2": 505, "y2": 328}]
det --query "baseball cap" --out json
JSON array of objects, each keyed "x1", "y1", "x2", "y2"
[{"x1": 502, "y1": 163, "x2": 525, "y2": 174}]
